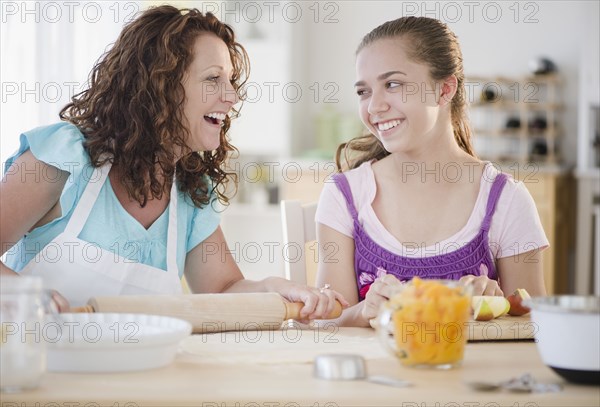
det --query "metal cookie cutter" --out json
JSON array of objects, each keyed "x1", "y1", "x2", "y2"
[{"x1": 313, "y1": 354, "x2": 411, "y2": 388}]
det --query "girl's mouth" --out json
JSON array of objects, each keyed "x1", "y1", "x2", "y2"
[{"x1": 376, "y1": 119, "x2": 404, "y2": 131}]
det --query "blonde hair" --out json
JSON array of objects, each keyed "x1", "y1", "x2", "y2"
[{"x1": 336, "y1": 16, "x2": 475, "y2": 171}]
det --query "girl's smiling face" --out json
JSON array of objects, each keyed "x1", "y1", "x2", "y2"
[
  {"x1": 355, "y1": 38, "x2": 444, "y2": 155},
  {"x1": 181, "y1": 34, "x2": 239, "y2": 153}
]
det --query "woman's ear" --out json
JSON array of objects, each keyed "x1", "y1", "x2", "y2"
[{"x1": 439, "y1": 75, "x2": 458, "y2": 106}]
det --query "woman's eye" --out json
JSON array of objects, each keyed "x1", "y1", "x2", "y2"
[
  {"x1": 207, "y1": 75, "x2": 220, "y2": 82},
  {"x1": 356, "y1": 89, "x2": 368, "y2": 97},
  {"x1": 387, "y1": 81, "x2": 403, "y2": 89}
]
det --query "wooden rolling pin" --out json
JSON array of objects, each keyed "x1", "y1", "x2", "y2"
[{"x1": 72, "y1": 293, "x2": 343, "y2": 333}]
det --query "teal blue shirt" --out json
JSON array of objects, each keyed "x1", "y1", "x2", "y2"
[{"x1": 3, "y1": 122, "x2": 221, "y2": 277}]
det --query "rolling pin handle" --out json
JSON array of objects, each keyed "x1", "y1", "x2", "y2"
[
  {"x1": 71, "y1": 304, "x2": 95, "y2": 313},
  {"x1": 284, "y1": 300, "x2": 343, "y2": 320}
]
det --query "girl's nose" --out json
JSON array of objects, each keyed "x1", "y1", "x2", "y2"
[{"x1": 367, "y1": 90, "x2": 389, "y2": 115}]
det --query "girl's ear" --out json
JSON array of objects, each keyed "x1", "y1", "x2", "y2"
[{"x1": 439, "y1": 75, "x2": 458, "y2": 106}]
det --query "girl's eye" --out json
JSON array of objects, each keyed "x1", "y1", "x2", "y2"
[
  {"x1": 356, "y1": 89, "x2": 369, "y2": 97},
  {"x1": 387, "y1": 81, "x2": 403, "y2": 89},
  {"x1": 207, "y1": 75, "x2": 220, "y2": 82}
]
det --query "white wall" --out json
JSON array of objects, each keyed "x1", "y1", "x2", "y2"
[
  {"x1": 3, "y1": 1, "x2": 597, "y2": 165},
  {"x1": 1, "y1": 1, "x2": 130, "y2": 164},
  {"x1": 293, "y1": 0, "x2": 599, "y2": 165},
  {"x1": 0, "y1": 1, "x2": 294, "y2": 161},
  {"x1": 577, "y1": 0, "x2": 600, "y2": 171}
]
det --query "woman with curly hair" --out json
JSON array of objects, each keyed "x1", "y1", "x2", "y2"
[{"x1": 0, "y1": 5, "x2": 347, "y2": 318}]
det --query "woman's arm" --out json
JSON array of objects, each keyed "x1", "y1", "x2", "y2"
[
  {"x1": 1, "y1": 149, "x2": 68, "y2": 273},
  {"x1": 183, "y1": 226, "x2": 245, "y2": 293},
  {"x1": 1, "y1": 263, "x2": 18, "y2": 276},
  {"x1": 497, "y1": 249, "x2": 547, "y2": 297},
  {"x1": 1, "y1": 149, "x2": 71, "y2": 311},
  {"x1": 183, "y1": 226, "x2": 347, "y2": 319}
]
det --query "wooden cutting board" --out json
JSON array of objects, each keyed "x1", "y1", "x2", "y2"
[{"x1": 467, "y1": 315, "x2": 535, "y2": 341}]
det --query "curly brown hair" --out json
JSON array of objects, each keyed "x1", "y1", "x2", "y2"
[
  {"x1": 60, "y1": 5, "x2": 249, "y2": 208},
  {"x1": 336, "y1": 16, "x2": 475, "y2": 171}
]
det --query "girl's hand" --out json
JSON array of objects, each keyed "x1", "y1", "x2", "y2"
[
  {"x1": 361, "y1": 274, "x2": 402, "y2": 321},
  {"x1": 459, "y1": 275, "x2": 503, "y2": 296},
  {"x1": 266, "y1": 277, "x2": 350, "y2": 320}
]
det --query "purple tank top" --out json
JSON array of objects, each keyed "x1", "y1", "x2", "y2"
[{"x1": 333, "y1": 172, "x2": 509, "y2": 300}]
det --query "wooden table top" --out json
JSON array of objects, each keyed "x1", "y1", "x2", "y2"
[{"x1": 3, "y1": 327, "x2": 599, "y2": 406}]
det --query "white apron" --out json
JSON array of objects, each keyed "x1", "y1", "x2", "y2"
[{"x1": 20, "y1": 163, "x2": 183, "y2": 306}]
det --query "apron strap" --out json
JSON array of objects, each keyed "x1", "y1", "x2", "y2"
[
  {"x1": 165, "y1": 179, "x2": 178, "y2": 276},
  {"x1": 64, "y1": 163, "x2": 110, "y2": 236},
  {"x1": 64, "y1": 162, "x2": 180, "y2": 278}
]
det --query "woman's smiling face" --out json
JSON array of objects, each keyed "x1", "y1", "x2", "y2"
[{"x1": 181, "y1": 33, "x2": 239, "y2": 153}]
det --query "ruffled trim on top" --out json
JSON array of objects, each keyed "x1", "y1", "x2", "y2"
[
  {"x1": 353, "y1": 221, "x2": 497, "y2": 299},
  {"x1": 4, "y1": 122, "x2": 93, "y2": 238}
]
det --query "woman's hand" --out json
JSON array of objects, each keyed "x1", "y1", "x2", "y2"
[
  {"x1": 47, "y1": 290, "x2": 71, "y2": 313},
  {"x1": 265, "y1": 277, "x2": 350, "y2": 320},
  {"x1": 459, "y1": 274, "x2": 503, "y2": 296},
  {"x1": 360, "y1": 274, "x2": 403, "y2": 322}
]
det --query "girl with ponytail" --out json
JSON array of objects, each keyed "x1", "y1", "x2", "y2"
[{"x1": 316, "y1": 17, "x2": 548, "y2": 327}]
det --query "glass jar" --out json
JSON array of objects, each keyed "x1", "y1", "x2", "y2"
[
  {"x1": 377, "y1": 277, "x2": 473, "y2": 369},
  {"x1": 0, "y1": 275, "x2": 46, "y2": 392}
]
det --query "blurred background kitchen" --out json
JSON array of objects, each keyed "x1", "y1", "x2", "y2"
[{"x1": 2, "y1": 1, "x2": 598, "y2": 294}]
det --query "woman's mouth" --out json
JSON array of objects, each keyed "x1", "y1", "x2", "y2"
[{"x1": 204, "y1": 112, "x2": 226, "y2": 127}]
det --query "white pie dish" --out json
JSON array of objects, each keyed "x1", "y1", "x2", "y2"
[{"x1": 44, "y1": 313, "x2": 192, "y2": 372}]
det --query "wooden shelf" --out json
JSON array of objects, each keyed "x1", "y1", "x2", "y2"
[
  {"x1": 471, "y1": 101, "x2": 563, "y2": 110},
  {"x1": 468, "y1": 73, "x2": 562, "y2": 84},
  {"x1": 468, "y1": 74, "x2": 564, "y2": 164},
  {"x1": 474, "y1": 128, "x2": 561, "y2": 138}
]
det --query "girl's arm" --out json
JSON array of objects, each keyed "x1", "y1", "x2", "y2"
[
  {"x1": 183, "y1": 226, "x2": 347, "y2": 320},
  {"x1": 314, "y1": 223, "x2": 366, "y2": 326},
  {"x1": 314, "y1": 223, "x2": 401, "y2": 327},
  {"x1": 497, "y1": 249, "x2": 547, "y2": 297},
  {"x1": 1, "y1": 150, "x2": 68, "y2": 273},
  {"x1": 492, "y1": 180, "x2": 548, "y2": 297}
]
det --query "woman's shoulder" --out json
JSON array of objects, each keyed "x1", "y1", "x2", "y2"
[
  {"x1": 23, "y1": 121, "x2": 85, "y2": 144},
  {"x1": 4, "y1": 122, "x2": 90, "y2": 176},
  {"x1": 182, "y1": 193, "x2": 222, "y2": 253}
]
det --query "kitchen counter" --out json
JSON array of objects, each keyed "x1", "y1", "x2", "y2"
[{"x1": 3, "y1": 327, "x2": 598, "y2": 406}]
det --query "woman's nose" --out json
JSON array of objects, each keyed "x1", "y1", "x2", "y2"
[{"x1": 222, "y1": 82, "x2": 240, "y2": 105}]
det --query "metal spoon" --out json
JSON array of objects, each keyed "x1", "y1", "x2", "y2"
[
  {"x1": 467, "y1": 373, "x2": 562, "y2": 393},
  {"x1": 467, "y1": 380, "x2": 506, "y2": 391},
  {"x1": 466, "y1": 379, "x2": 533, "y2": 392}
]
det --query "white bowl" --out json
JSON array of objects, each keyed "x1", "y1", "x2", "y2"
[
  {"x1": 44, "y1": 313, "x2": 192, "y2": 372},
  {"x1": 527, "y1": 296, "x2": 600, "y2": 385}
]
